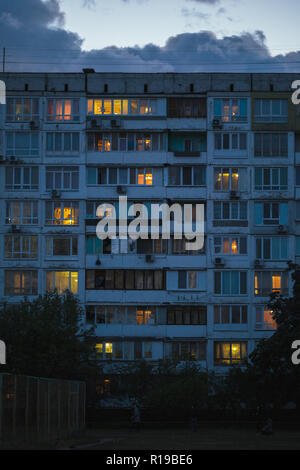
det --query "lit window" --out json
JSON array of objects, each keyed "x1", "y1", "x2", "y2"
[
  {"x1": 272, "y1": 275, "x2": 281, "y2": 292},
  {"x1": 231, "y1": 239, "x2": 238, "y2": 254},
  {"x1": 94, "y1": 99, "x2": 102, "y2": 115},
  {"x1": 113, "y1": 100, "x2": 122, "y2": 115},
  {"x1": 145, "y1": 173, "x2": 152, "y2": 186},
  {"x1": 96, "y1": 343, "x2": 103, "y2": 354},
  {"x1": 103, "y1": 100, "x2": 112, "y2": 115},
  {"x1": 46, "y1": 271, "x2": 78, "y2": 294}
]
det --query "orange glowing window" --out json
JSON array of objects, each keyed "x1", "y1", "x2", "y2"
[
  {"x1": 136, "y1": 310, "x2": 144, "y2": 325},
  {"x1": 223, "y1": 238, "x2": 230, "y2": 254},
  {"x1": 87, "y1": 99, "x2": 93, "y2": 114},
  {"x1": 231, "y1": 239, "x2": 238, "y2": 254},
  {"x1": 272, "y1": 275, "x2": 281, "y2": 292},
  {"x1": 264, "y1": 310, "x2": 276, "y2": 329},
  {"x1": 138, "y1": 173, "x2": 144, "y2": 185},
  {"x1": 104, "y1": 140, "x2": 111, "y2": 152},
  {"x1": 64, "y1": 100, "x2": 71, "y2": 120},
  {"x1": 145, "y1": 173, "x2": 152, "y2": 185},
  {"x1": 96, "y1": 343, "x2": 103, "y2": 354},
  {"x1": 255, "y1": 274, "x2": 259, "y2": 295},
  {"x1": 55, "y1": 100, "x2": 63, "y2": 120}
]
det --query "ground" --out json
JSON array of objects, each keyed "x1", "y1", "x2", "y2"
[{"x1": 2, "y1": 427, "x2": 300, "y2": 450}]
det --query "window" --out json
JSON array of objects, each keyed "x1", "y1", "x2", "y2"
[
  {"x1": 86, "y1": 306, "x2": 156, "y2": 325},
  {"x1": 296, "y1": 167, "x2": 300, "y2": 186},
  {"x1": 178, "y1": 271, "x2": 197, "y2": 289},
  {"x1": 47, "y1": 99, "x2": 80, "y2": 121},
  {"x1": 45, "y1": 201, "x2": 79, "y2": 225},
  {"x1": 254, "y1": 271, "x2": 288, "y2": 296},
  {"x1": 214, "y1": 98, "x2": 248, "y2": 122},
  {"x1": 136, "y1": 239, "x2": 167, "y2": 254},
  {"x1": 214, "y1": 168, "x2": 246, "y2": 191},
  {"x1": 6, "y1": 132, "x2": 39, "y2": 157},
  {"x1": 214, "y1": 305, "x2": 248, "y2": 325},
  {"x1": 95, "y1": 341, "x2": 153, "y2": 360},
  {"x1": 255, "y1": 307, "x2": 277, "y2": 330},
  {"x1": 172, "y1": 237, "x2": 204, "y2": 255},
  {"x1": 214, "y1": 271, "x2": 247, "y2": 295},
  {"x1": 87, "y1": 132, "x2": 165, "y2": 152},
  {"x1": 254, "y1": 99, "x2": 288, "y2": 122},
  {"x1": 4, "y1": 270, "x2": 38, "y2": 296},
  {"x1": 214, "y1": 342, "x2": 247, "y2": 365},
  {"x1": 168, "y1": 167, "x2": 206, "y2": 186},
  {"x1": 214, "y1": 132, "x2": 247, "y2": 151},
  {"x1": 86, "y1": 270, "x2": 165, "y2": 290},
  {"x1": 6, "y1": 201, "x2": 38, "y2": 225},
  {"x1": 254, "y1": 202, "x2": 288, "y2": 225},
  {"x1": 168, "y1": 133, "x2": 206, "y2": 153},
  {"x1": 214, "y1": 236, "x2": 247, "y2": 255},
  {"x1": 254, "y1": 133, "x2": 288, "y2": 157},
  {"x1": 46, "y1": 132, "x2": 80, "y2": 153},
  {"x1": 86, "y1": 201, "x2": 115, "y2": 219},
  {"x1": 4, "y1": 235, "x2": 38, "y2": 259},
  {"x1": 87, "y1": 98, "x2": 163, "y2": 116},
  {"x1": 6, "y1": 97, "x2": 39, "y2": 122},
  {"x1": 5, "y1": 167, "x2": 39, "y2": 190},
  {"x1": 46, "y1": 271, "x2": 78, "y2": 294},
  {"x1": 214, "y1": 201, "x2": 247, "y2": 220},
  {"x1": 167, "y1": 307, "x2": 207, "y2": 325},
  {"x1": 166, "y1": 342, "x2": 206, "y2": 361},
  {"x1": 167, "y1": 98, "x2": 206, "y2": 118},
  {"x1": 46, "y1": 167, "x2": 79, "y2": 191},
  {"x1": 254, "y1": 168, "x2": 288, "y2": 190},
  {"x1": 256, "y1": 237, "x2": 288, "y2": 260},
  {"x1": 46, "y1": 237, "x2": 78, "y2": 256}
]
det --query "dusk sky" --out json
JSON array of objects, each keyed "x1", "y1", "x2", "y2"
[{"x1": 0, "y1": 0, "x2": 300, "y2": 72}]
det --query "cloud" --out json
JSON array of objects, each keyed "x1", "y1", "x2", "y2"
[
  {"x1": 0, "y1": 0, "x2": 300, "y2": 73},
  {"x1": 181, "y1": 8, "x2": 210, "y2": 20}
]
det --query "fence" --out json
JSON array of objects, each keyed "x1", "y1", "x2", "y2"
[{"x1": 0, "y1": 373, "x2": 86, "y2": 443}]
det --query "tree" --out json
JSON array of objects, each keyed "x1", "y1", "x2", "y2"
[
  {"x1": 224, "y1": 269, "x2": 300, "y2": 409},
  {"x1": 0, "y1": 291, "x2": 99, "y2": 386}
]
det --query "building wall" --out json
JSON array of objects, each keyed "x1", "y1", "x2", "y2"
[{"x1": 0, "y1": 72, "x2": 299, "y2": 374}]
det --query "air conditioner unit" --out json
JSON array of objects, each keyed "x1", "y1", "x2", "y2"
[
  {"x1": 145, "y1": 254, "x2": 154, "y2": 263},
  {"x1": 230, "y1": 190, "x2": 240, "y2": 199},
  {"x1": 111, "y1": 118, "x2": 121, "y2": 128},
  {"x1": 51, "y1": 189, "x2": 61, "y2": 198},
  {"x1": 30, "y1": 120, "x2": 39, "y2": 130},
  {"x1": 278, "y1": 224, "x2": 288, "y2": 233},
  {"x1": 117, "y1": 185, "x2": 126, "y2": 195},
  {"x1": 212, "y1": 119, "x2": 223, "y2": 129},
  {"x1": 254, "y1": 259, "x2": 263, "y2": 266},
  {"x1": 11, "y1": 224, "x2": 21, "y2": 233},
  {"x1": 214, "y1": 257, "x2": 225, "y2": 266},
  {"x1": 87, "y1": 117, "x2": 102, "y2": 129}
]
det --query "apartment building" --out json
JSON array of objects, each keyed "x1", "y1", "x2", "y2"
[{"x1": 0, "y1": 71, "x2": 299, "y2": 373}]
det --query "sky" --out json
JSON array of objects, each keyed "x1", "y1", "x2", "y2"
[{"x1": 0, "y1": 0, "x2": 300, "y2": 72}]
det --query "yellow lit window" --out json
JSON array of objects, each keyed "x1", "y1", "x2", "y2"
[
  {"x1": 113, "y1": 100, "x2": 122, "y2": 115},
  {"x1": 231, "y1": 343, "x2": 241, "y2": 360},
  {"x1": 87, "y1": 99, "x2": 93, "y2": 114},
  {"x1": 122, "y1": 100, "x2": 128, "y2": 115},
  {"x1": 97, "y1": 138, "x2": 103, "y2": 152},
  {"x1": 54, "y1": 271, "x2": 70, "y2": 293},
  {"x1": 16, "y1": 102, "x2": 22, "y2": 120},
  {"x1": 145, "y1": 173, "x2": 152, "y2": 186},
  {"x1": 272, "y1": 275, "x2": 281, "y2": 292},
  {"x1": 231, "y1": 238, "x2": 238, "y2": 254},
  {"x1": 70, "y1": 272, "x2": 78, "y2": 294},
  {"x1": 130, "y1": 100, "x2": 138, "y2": 114},
  {"x1": 221, "y1": 343, "x2": 231, "y2": 364},
  {"x1": 94, "y1": 100, "x2": 102, "y2": 115},
  {"x1": 103, "y1": 100, "x2": 112, "y2": 115},
  {"x1": 96, "y1": 343, "x2": 103, "y2": 354},
  {"x1": 105, "y1": 342, "x2": 113, "y2": 354},
  {"x1": 144, "y1": 138, "x2": 151, "y2": 151}
]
